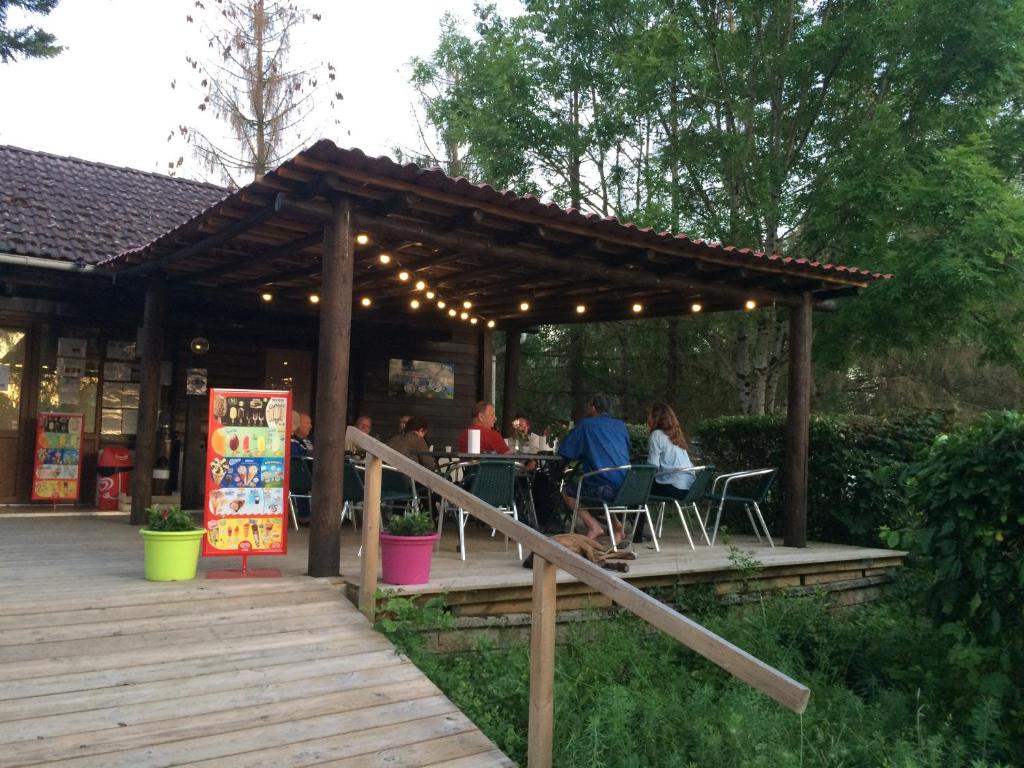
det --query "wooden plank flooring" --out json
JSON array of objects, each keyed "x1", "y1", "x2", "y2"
[{"x1": 0, "y1": 516, "x2": 514, "y2": 768}]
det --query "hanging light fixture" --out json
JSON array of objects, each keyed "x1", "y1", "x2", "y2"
[
  {"x1": 355, "y1": 233, "x2": 370, "y2": 245},
  {"x1": 463, "y1": 300, "x2": 473, "y2": 309},
  {"x1": 470, "y1": 317, "x2": 479, "y2": 325},
  {"x1": 576, "y1": 304, "x2": 586, "y2": 314},
  {"x1": 360, "y1": 297, "x2": 372, "y2": 307},
  {"x1": 425, "y1": 290, "x2": 435, "y2": 300},
  {"x1": 448, "y1": 308, "x2": 457, "y2": 317},
  {"x1": 631, "y1": 303, "x2": 643, "y2": 313},
  {"x1": 410, "y1": 299, "x2": 421, "y2": 309},
  {"x1": 459, "y1": 311, "x2": 469, "y2": 320},
  {"x1": 398, "y1": 271, "x2": 410, "y2": 282},
  {"x1": 487, "y1": 320, "x2": 496, "y2": 328},
  {"x1": 260, "y1": 292, "x2": 273, "y2": 302},
  {"x1": 378, "y1": 253, "x2": 391, "y2": 264},
  {"x1": 437, "y1": 300, "x2": 446, "y2": 309},
  {"x1": 691, "y1": 302, "x2": 703, "y2": 313},
  {"x1": 309, "y1": 294, "x2": 320, "y2": 304},
  {"x1": 744, "y1": 299, "x2": 757, "y2": 311},
  {"x1": 519, "y1": 301, "x2": 530, "y2": 312},
  {"x1": 415, "y1": 280, "x2": 426, "y2": 291}
]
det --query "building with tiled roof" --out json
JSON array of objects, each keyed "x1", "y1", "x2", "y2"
[{"x1": 0, "y1": 145, "x2": 227, "y2": 265}]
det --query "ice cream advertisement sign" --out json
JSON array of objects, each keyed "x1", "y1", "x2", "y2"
[{"x1": 202, "y1": 389, "x2": 291, "y2": 558}]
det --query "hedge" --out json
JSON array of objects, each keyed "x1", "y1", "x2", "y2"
[{"x1": 664, "y1": 412, "x2": 955, "y2": 546}]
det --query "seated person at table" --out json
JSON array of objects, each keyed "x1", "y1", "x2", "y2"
[
  {"x1": 457, "y1": 401, "x2": 510, "y2": 454},
  {"x1": 386, "y1": 416, "x2": 437, "y2": 471},
  {"x1": 391, "y1": 414, "x2": 411, "y2": 440},
  {"x1": 636, "y1": 402, "x2": 695, "y2": 542},
  {"x1": 290, "y1": 411, "x2": 314, "y2": 458},
  {"x1": 344, "y1": 415, "x2": 372, "y2": 455},
  {"x1": 558, "y1": 393, "x2": 631, "y2": 544}
]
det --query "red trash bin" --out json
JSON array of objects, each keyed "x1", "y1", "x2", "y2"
[{"x1": 97, "y1": 447, "x2": 133, "y2": 511}]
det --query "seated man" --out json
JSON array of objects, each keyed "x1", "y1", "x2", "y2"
[
  {"x1": 386, "y1": 416, "x2": 437, "y2": 471},
  {"x1": 457, "y1": 401, "x2": 510, "y2": 455},
  {"x1": 558, "y1": 393, "x2": 631, "y2": 544},
  {"x1": 290, "y1": 411, "x2": 313, "y2": 458},
  {"x1": 344, "y1": 415, "x2": 372, "y2": 455}
]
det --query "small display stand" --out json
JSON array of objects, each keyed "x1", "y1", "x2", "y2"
[{"x1": 201, "y1": 388, "x2": 291, "y2": 579}]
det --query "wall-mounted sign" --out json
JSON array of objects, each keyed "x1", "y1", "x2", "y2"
[
  {"x1": 202, "y1": 389, "x2": 291, "y2": 558},
  {"x1": 31, "y1": 413, "x2": 84, "y2": 501},
  {"x1": 388, "y1": 358, "x2": 455, "y2": 399}
]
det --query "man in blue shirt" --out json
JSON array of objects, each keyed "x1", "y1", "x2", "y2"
[{"x1": 559, "y1": 393, "x2": 631, "y2": 543}]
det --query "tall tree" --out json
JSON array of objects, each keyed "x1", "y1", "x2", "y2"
[
  {"x1": 171, "y1": 0, "x2": 340, "y2": 184},
  {"x1": 414, "y1": 0, "x2": 1024, "y2": 415},
  {"x1": 0, "y1": 0, "x2": 61, "y2": 63}
]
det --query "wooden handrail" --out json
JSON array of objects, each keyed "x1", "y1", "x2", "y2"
[{"x1": 349, "y1": 429, "x2": 809, "y2": 766}]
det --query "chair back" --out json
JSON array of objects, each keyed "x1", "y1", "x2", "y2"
[
  {"x1": 682, "y1": 465, "x2": 716, "y2": 504},
  {"x1": 342, "y1": 459, "x2": 365, "y2": 502},
  {"x1": 751, "y1": 469, "x2": 778, "y2": 503},
  {"x1": 468, "y1": 460, "x2": 516, "y2": 509},
  {"x1": 610, "y1": 464, "x2": 657, "y2": 507},
  {"x1": 381, "y1": 464, "x2": 415, "y2": 499},
  {"x1": 289, "y1": 456, "x2": 313, "y2": 495}
]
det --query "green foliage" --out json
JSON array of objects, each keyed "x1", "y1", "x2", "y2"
[
  {"x1": 401, "y1": 593, "x2": 1020, "y2": 767},
  {"x1": 902, "y1": 411, "x2": 1024, "y2": 641},
  {"x1": 374, "y1": 592, "x2": 453, "y2": 657},
  {"x1": 0, "y1": 1, "x2": 62, "y2": 64},
  {"x1": 384, "y1": 511, "x2": 435, "y2": 537},
  {"x1": 695, "y1": 412, "x2": 953, "y2": 545},
  {"x1": 144, "y1": 505, "x2": 198, "y2": 532}
]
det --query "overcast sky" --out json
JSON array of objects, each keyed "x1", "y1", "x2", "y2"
[{"x1": 0, "y1": 0, "x2": 522, "y2": 182}]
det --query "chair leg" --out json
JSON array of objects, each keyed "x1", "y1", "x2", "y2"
[
  {"x1": 512, "y1": 504, "x2": 523, "y2": 560},
  {"x1": 289, "y1": 496, "x2": 299, "y2": 531},
  {"x1": 570, "y1": 495, "x2": 582, "y2": 535},
  {"x1": 604, "y1": 504, "x2": 620, "y2": 551},
  {"x1": 752, "y1": 502, "x2": 775, "y2": 548},
  {"x1": 710, "y1": 497, "x2": 726, "y2": 545},
  {"x1": 643, "y1": 505, "x2": 660, "y2": 552},
  {"x1": 457, "y1": 507, "x2": 467, "y2": 561},
  {"x1": 744, "y1": 503, "x2": 764, "y2": 544},
  {"x1": 692, "y1": 503, "x2": 712, "y2": 546},
  {"x1": 436, "y1": 501, "x2": 446, "y2": 551},
  {"x1": 656, "y1": 502, "x2": 666, "y2": 538},
  {"x1": 674, "y1": 500, "x2": 694, "y2": 550}
]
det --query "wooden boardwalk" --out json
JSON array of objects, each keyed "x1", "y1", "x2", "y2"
[{"x1": 0, "y1": 516, "x2": 514, "y2": 768}]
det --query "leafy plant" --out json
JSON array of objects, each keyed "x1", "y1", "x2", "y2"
[
  {"x1": 903, "y1": 411, "x2": 1024, "y2": 641},
  {"x1": 144, "y1": 504, "x2": 198, "y2": 532},
  {"x1": 374, "y1": 591, "x2": 453, "y2": 657},
  {"x1": 384, "y1": 511, "x2": 435, "y2": 537}
]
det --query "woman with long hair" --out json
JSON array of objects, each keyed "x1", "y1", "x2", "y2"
[{"x1": 639, "y1": 403, "x2": 696, "y2": 541}]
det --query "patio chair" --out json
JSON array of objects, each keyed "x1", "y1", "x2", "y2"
[
  {"x1": 650, "y1": 465, "x2": 715, "y2": 550},
  {"x1": 569, "y1": 464, "x2": 658, "y2": 552},
  {"x1": 706, "y1": 468, "x2": 778, "y2": 547},
  {"x1": 438, "y1": 459, "x2": 521, "y2": 561},
  {"x1": 350, "y1": 460, "x2": 422, "y2": 557},
  {"x1": 341, "y1": 459, "x2": 364, "y2": 534},
  {"x1": 287, "y1": 456, "x2": 313, "y2": 530}
]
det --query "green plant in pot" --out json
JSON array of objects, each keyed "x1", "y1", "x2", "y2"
[
  {"x1": 140, "y1": 505, "x2": 206, "y2": 581},
  {"x1": 380, "y1": 510, "x2": 439, "y2": 585}
]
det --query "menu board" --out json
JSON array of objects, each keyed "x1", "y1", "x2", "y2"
[
  {"x1": 31, "y1": 413, "x2": 84, "y2": 501},
  {"x1": 202, "y1": 389, "x2": 291, "y2": 558}
]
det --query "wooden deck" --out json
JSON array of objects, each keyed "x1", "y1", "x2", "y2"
[
  {"x1": 0, "y1": 515, "x2": 514, "y2": 768},
  {"x1": 344, "y1": 519, "x2": 906, "y2": 617}
]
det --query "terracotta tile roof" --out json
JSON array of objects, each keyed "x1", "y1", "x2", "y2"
[{"x1": 0, "y1": 145, "x2": 228, "y2": 265}]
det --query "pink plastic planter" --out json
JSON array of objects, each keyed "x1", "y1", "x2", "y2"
[{"x1": 380, "y1": 532, "x2": 441, "y2": 585}]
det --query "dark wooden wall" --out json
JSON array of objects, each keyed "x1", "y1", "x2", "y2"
[{"x1": 351, "y1": 323, "x2": 481, "y2": 449}]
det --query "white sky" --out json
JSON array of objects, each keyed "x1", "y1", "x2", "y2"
[{"x1": 0, "y1": 0, "x2": 522, "y2": 182}]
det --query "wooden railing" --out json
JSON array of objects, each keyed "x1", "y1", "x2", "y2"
[{"x1": 348, "y1": 429, "x2": 810, "y2": 768}]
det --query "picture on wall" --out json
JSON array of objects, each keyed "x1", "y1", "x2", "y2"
[{"x1": 388, "y1": 359, "x2": 455, "y2": 400}]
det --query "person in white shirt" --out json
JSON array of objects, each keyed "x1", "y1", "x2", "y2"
[{"x1": 640, "y1": 403, "x2": 695, "y2": 541}]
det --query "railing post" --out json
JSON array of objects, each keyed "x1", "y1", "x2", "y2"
[
  {"x1": 359, "y1": 454, "x2": 382, "y2": 622},
  {"x1": 527, "y1": 555, "x2": 557, "y2": 768}
]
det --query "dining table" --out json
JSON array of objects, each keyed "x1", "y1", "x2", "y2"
[{"x1": 418, "y1": 451, "x2": 567, "y2": 530}]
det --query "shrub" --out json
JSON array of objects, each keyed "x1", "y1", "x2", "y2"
[
  {"x1": 693, "y1": 412, "x2": 952, "y2": 545},
  {"x1": 384, "y1": 511, "x2": 435, "y2": 536},
  {"x1": 903, "y1": 411, "x2": 1024, "y2": 641}
]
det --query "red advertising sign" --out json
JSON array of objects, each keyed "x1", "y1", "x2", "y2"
[
  {"x1": 202, "y1": 389, "x2": 291, "y2": 558},
  {"x1": 31, "y1": 413, "x2": 85, "y2": 501}
]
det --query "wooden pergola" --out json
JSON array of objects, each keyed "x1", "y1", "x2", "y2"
[{"x1": 102, "y1": 140, "x2": 889, "y2": 577}]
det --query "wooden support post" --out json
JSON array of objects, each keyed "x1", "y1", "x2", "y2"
[
  {"x1": 359, "y1": 453, "x2": 382, "y2": 622},
  {"x1": 130, "y1": 272, "x2": 165, "y2": 525},
  {"x1": 479, "y1": 329, "x2": 495, "y2": 404},
  {"x1": 527, "y1": 555, "x2": 557, "y2": 768},
  {"x1": 783, "y1": 292, "x2": 812, "y2": 548},
  {"x1": 308, "y1": 198, "x2": 354, "y2": 577},
  {"x1": 501, "y1": 329, "x2": 521, "y2": 436}
]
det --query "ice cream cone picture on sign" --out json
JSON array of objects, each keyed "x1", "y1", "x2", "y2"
[{"x1": 202, "y1": 389, "x2": 291, "y2": 559}]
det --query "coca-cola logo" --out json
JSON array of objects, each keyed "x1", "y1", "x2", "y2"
[{"x1": 97, "y1": 477, "x2": 114, "y2": 495}]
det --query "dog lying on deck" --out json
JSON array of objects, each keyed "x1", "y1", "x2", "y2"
[{"x1": 522, "y1": 533, "x2": 637, "y2": 573}]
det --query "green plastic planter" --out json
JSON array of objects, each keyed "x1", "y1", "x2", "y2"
[{"x1": 140, "y1": 528, "x2": 206, "y2": 581}]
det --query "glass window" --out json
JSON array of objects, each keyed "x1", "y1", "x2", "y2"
[
  {"x1": 37, "y1": 332, "x2": 100, "y2": 433},
  {"x1": 0, "y1": 329, "x2": 27, "y2": 431}
]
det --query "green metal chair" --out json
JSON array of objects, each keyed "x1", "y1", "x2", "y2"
[
  {"x1": 438, "y1": 459, "x2": 521, "y2": 561},
  {"x1": 288, "y1": 456, "x2": 313, "y2": 530},
  {"x1": 341, "y1": 459, "x2": 364, "y2": 534},
  {"x1": 706, "y1": 468, "x2": 778, "y2": 547},
  {"x1": 570, "y1": 464, "x2": 658, "y2": 552},
  {"x1": 649, "y1": 465, "x2": 715, "y2": 550}
]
